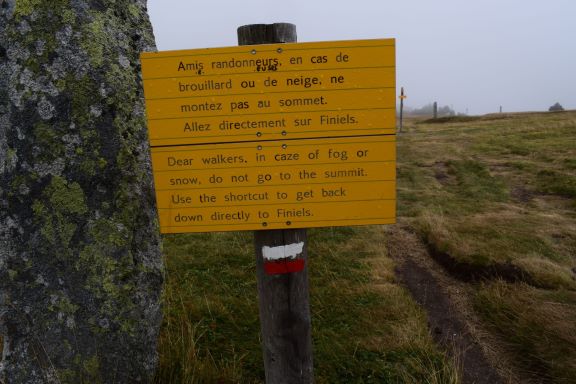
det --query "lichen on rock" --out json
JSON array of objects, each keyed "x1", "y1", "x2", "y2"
[{"x1": 0, "y1": 0, "x2": 163, "y2": 382}]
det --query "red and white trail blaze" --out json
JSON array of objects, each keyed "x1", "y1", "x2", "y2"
[{"x1": 262, "y1": 242, "x2": 305, "y2": 275}]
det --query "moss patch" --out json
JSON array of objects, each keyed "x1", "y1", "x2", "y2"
[
  {"x1": 13, "y1": 0, "x2": 42, "y2": 18},
  {"x1": 32, "y1": 176, "x2": 87, "y2": 248},
  {"x1": 80, "y1": 13, "x2": 107, "y2": 68}
]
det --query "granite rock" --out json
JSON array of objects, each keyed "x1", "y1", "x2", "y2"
[{"x1": 0, "y1": 0, "x2": 163, "y2": 382}]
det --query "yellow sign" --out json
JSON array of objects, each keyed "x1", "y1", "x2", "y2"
[
  {"x1": 158, "y1": 200, "x2": 396, "y2": 233},
  {"x1": 141, "y1": 39, "x2": 396, "y2": 145},
  {"x1": 146, "y1": 108, "x2": 395, "y2": 146},
  {"x1": 143, "y1": 67, "x2": 394, "y2": 99},
  {"x1": 141, "y1": 39, "x2": 394, "y2": 78},
  {"x1": 141, "y1": 39, "x2": 396, "y2": 233},
  {"x1": 146, "y1": 88, "x2": 394, "y2": 120}
]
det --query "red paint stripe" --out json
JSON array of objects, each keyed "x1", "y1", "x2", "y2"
[{"x1": 264, "y1": 259, "x2": 305, "y2": 275}]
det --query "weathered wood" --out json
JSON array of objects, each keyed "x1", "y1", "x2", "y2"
[
  {"x1": 253, "y1": 230, "x2": 314, "y2": 384},
  {"x1": 399, "y1": 87, "x2": 405, "y2": 132},
  {"x1": 238, "y1": 23, "x2": 314, "y2": 384},
  {"x1": 238, "y1": 23, "x2": 297, "y2": 45}
]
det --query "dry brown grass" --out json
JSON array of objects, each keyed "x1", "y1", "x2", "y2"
[
  {"x1": 475, "y1": 282, "x2": 576, "y2": 382},
  {"x1": 398, "y1": 111, "x2": 576, "y2": 383},
  {"x1": 399, "y1": 112, "x2": 576, "y2": 287}
]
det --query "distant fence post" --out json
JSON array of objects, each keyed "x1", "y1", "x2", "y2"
[
  {"x1": 237, "y1": 23, "x2": 314, "y2": 384},
  {"x1": 399, "y1": 87, "x2": 405, "y2": 132},
  {"x1": 433, "y1": 101, "x2": 438, "y2": 119}
]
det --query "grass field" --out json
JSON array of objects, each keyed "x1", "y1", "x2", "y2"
[
  {"x1": 399, "y1": 112, "x2": 575, "y2": 288},
  {"x1": 398, "y1": 111, "x2": 576, "y2": 383}
]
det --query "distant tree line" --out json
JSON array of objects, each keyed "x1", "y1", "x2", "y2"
[{"x1": 404, "y1": 103, "x2": 456, "y2": 117}]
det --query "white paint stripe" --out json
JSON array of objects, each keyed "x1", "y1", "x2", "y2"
[{"x1": 262, "y1": 242, "x2": 304, "y2": 261}]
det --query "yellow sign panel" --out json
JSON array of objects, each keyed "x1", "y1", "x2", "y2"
[
  {"x1": 155, "y1": 181, "x2": 395, "y2": 210},
  {"x1": 143, "y1": 67, "x2": 394, "y2": 99},
  {"x1": 147, "y1": 108, "x2": 395, "y2": 146},
  {"x1": 141, "y1": 39, "x2": 396, "y2": 233},
  {"x1": 146, "y1": 88, "x2": 394, "y2": 120},
  {"x1": 158, "y1": 200, "x2": 396, "y2": 233},
  {"x1": 153, "y1": 161, "x2": 395, "y2": 193},
  {"x1": 141, "y1": 39, "x2": 396, "y2": 144},
  {"x1": 141, "y1": 39, "x2": 394, "y2": 79},
  {"x1": 149, "y1": 136, "x2": 396, "y2": 232},
  {"x1": 151, "y1": 136, "x2": 395, "y2": 172}
]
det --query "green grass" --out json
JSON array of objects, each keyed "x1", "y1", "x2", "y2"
[
  {"x1": 475, "y1": 282, "x2": 576, "y2": 383},
  {"x1": 536, "y1": 169, "x2": 576, "y2": 198},
  {"x1": 444, "y1": 159, "x2": 508, "y2": 201},
  {"x1": 154, "y1": 226, "x2": 460, "y2": 383},
  {"x1": 398, "y1": 112, "x2": 576, "y2": 288},
  {"x1": 398, "y1": 111, "x2": 576, "y2": 383}
]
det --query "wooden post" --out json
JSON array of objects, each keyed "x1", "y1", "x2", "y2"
[
  {"x1": 433, "y1": 101, "x2": 438, "y2": 119},
  {"x1": 237, "y1": 23, "x2": 314, "y2": 384},
  {"x1": 399, "y1": 87, "x2": 405, "y2": 132}
]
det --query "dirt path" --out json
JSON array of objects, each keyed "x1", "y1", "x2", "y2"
[{"x1": 384, "y1": 223, "x2": 525, "y2": 384}]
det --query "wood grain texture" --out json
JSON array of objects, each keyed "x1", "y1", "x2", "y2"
[
  {"x1": 238, "y1": 23, "x2": 314, "y2": 384},
  {"x1": 254, "y1": 229, "x2": 313, "y2": 383},
  {"x1": 237, "y1": 23, "x2": 297, "y2": 45}
]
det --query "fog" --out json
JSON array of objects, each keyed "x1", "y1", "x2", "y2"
[{"x1": 148, "y1": 0, "x2": 576, "y2": 115}]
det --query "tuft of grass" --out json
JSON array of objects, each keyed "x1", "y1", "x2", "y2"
[
  {"x1": 513, "y1": 257, "x2": 576, "y2": 290},
  {"x1": 154, "y1": 295, "x2": 246, "y2": 383},
  {"x1": 416, "y1": 209, "x2": 576, "y2": 281},
  {"x1": 397, "y1": 351, "x2": 461, "y2": 384},
  {"x1": 444, "y1": 159, "x2": 508, "y2": 202},
  {"x1": 474, "y1": 282, "x2": 576, "y2": 383},
  {"x1": 309, "y1": 226, "x2": 460, "y2": 383},
  {"x1": 536, "y1": 169, "x2": 576, "y2": 198},
  {"x1": 153, "y1": 231, "x2": 262, "y2": 384},
  {"x1": 564, "y1": 158, "x2": 576, "y2": 170}
]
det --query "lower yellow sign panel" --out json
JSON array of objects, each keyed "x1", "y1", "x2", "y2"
[
  {"x1": 150, "y1": 136, "x2": 396, "y2": 233},
  {"x1": 158, "y1": 200, "x2": 396, "y2": 233}
]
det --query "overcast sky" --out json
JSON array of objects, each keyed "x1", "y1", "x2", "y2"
[{"x1": 147, "y1": 0, "x2": 575, "y2": 115}]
